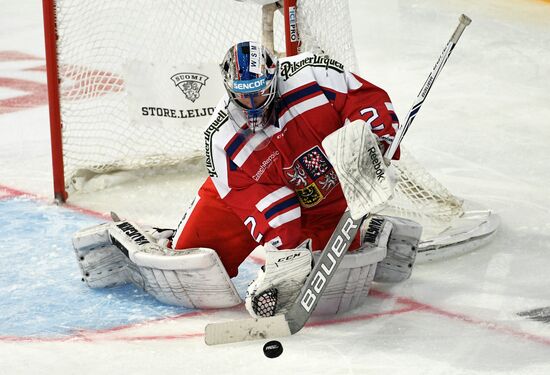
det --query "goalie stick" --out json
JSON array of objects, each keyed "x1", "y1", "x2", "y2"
[
  {"x1": 204, "y1": 14, "x2": 472, "y2": 346},
  {"x1": 386, "y1": 14, "x2": 471, "y2": 158}
]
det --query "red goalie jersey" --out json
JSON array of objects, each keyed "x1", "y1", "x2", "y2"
[{"x1": 172, "y1": 53, "x2": 399, "y2": 277}]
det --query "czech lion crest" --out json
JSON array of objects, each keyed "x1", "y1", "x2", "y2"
[{"x1": 284, "y1": 146, "x2": 339, "y2": 208}]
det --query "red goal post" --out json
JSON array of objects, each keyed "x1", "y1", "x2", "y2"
[{"x1": 43, "y1": 0, "x2": 65, "y2": 202}]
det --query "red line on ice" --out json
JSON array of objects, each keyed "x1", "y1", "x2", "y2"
[
  {"x1": 0, "y1": 183, "x2": 110, "y2": 219},
  {"x1": 0, "y1": 185, "x2": 27, "y2": 199},
  {"x1": 0, "y1": 51, "x2": 42, "y2": 61},
  {"x1": 1, "y1": 182, "x2": 550, "y2": 348},
  {"x1": 370, "y1": 289, "x2": 550, "y2": 347},
  {"x1": 0, "y1": 77, "x2": 48, "y2": 115}
]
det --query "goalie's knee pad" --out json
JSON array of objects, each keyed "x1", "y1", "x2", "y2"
[
  {"x1": 313, "y1": 239, "x2": 387, "y2": 315},
  {"x1": 371, "y1": 216, "x2": 423, "y2": 283}
]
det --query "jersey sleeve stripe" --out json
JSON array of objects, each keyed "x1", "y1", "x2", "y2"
[
  {"x1": 233, "y1": 130, "x2": 270, "y2": 167},
  {"x1": 278, "y1": 83, "x2": 325, "y2": 119},
  {"x1": 211, "y1": 176, "x2": 231, "y2": 198},
  {"x1": 229, "y1": 159, "x2": 238, "y2": 171},
  {"x1": 225, "y1": 132, "x2": 248, "y2": 159},
  {"x1": 208, "y1": 117, "x2": 237, "y2": 199},
  {"x1": 267, "y1": 207, "x2": 301, "y2": 229},
  {"x1": 385, "y1": 102, "x2": 399, "y2": 122},
  {"x1": 255, "y1": 186, "x2": 294, "y2": 212},
  {"x1": 278, "y1": 94, "x2": 328, "y2": 128},
  {"x1": 281, "y1": 82, "x2": 320, "y2": 105},
  {"x1": 264, "y1": 196, "x2": 300, "y2": 219},
  {"x1": 320, "y1": 87, "x2": 337, "y2": 101}
]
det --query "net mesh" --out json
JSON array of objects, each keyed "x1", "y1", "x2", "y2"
[
  {"x1": 51, "y1": 0, "x2": 465, "y2": 239},
  {"x1": 382, "y1": 149, "x2": 464, "y2": 238},
  {"x1": 53, "y1": 0, "x2": 357, "y2": 191}
]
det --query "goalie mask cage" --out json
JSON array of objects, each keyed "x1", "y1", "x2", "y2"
[{"x1": 43, "y1": 0, "x2": 498, "y2": 257}]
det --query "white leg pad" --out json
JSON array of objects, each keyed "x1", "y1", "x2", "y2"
[
  {"x1": 312, "y1": 242, "x2": 386, "y2": 315},
  {"x1": 107, "y1": 221, "x2": 242, "y2": 308},
  {"x1": 72, "y1": 223, "x2": 131, "y2": 288},
  {"x1": 126, "y1": 248, "x2": 242, "y2": 308},
  {"x1": 373, "y1": 216, "x2": 423, "y2": 283},
  {"x1": 73, "y1": 221, "x2": 242, "y2": 308}
]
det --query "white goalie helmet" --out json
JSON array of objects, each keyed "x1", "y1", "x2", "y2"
[{"x1": 220, "y1": 41, "x2": 278, "y2": 133}]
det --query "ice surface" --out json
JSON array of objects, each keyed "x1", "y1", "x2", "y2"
[
  {"x1": 0, "y1": 198, "x2": 257, "y2": 338},
  {"x1": 1, "y1": 0, "x2": 550, "y2": 374}
]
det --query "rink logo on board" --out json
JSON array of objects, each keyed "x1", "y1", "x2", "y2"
[
  {"x1": 279, "y1": 55, "x2": 344, "y2": 81},
  {"x1": 141, "y1": 106, "x2": 215, "y2": 119},
  {"x1": 288, "y1": 6, "x2": 298, "y2": 43},
  {"x1": 171, "y1": 72, "x2": 209, "y2": 102},
  {"x1": 204, "y1": 110, "x2": 229, "y2": 177}
]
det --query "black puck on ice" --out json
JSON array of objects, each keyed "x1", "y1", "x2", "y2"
[{"x1": 263, "y1": 340, "x2": 283, "y2": 358}]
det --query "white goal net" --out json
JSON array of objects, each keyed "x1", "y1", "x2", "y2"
[
  {"x1": 44, "y1": 0, "x2": 498, "y2": 259},
  {"x1": 48, "y1": 0, "x2": 356, "y2": 192}
]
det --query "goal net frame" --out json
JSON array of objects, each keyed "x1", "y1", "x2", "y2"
[
  {"x1": 41, "y1": 0, "x2": 499, "y2": 261},
  {"x1": 43, "y1": 0, "x2": 359, "y2": 201}
]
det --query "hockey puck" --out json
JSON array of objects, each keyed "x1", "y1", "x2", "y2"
[{"x1": 263, "y1": 340, "x2": 283, "y2": 358}]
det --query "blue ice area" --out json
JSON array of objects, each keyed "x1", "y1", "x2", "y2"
[{"x1": 0, "y1": 197, "x2": 256, "y2": 338}]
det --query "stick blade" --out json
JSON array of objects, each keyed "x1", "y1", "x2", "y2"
[{"x1": 204, "y1": 315, "x2": 291, "y2": 345}]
